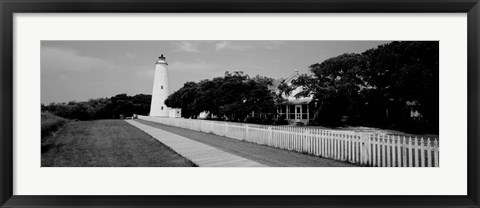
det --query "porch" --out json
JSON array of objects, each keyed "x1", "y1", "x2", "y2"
[{"x1": 277, "y1": 101, "x2": 312, "y2": 125}]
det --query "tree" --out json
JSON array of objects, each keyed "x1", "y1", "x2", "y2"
[
  {"x1": 165, "y1": 82, "x2": 200, "y2": 118},
  {"x1": 292, "y1": 53, "x2": 367, "y2": 126},
  {"x1": 195, "y1": 77, "x2": 224, "y2": 118},
  {"x1": 292, "y1": 41, "x2": 439, "y2": 133},
  {"x1": 41, "y1": 93, "x2": 152, "y2": 120},
  {"x1": 165, "y1": 71, "x2": 277, "y2": 124},
  {"x1": 362, "y1": 41, "x2": 439, "y2": 132}
]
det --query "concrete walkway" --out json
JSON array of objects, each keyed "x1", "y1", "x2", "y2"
[
  {"x1": 137, "y1": 119, "x2": 356, "y2": 167},
  {"x1": 126, "y1": 120, "x2": 266, "y2": 167}
]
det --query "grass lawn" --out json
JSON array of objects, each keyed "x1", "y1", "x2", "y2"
[{"x1": 41, "y1": 119, "x2": 196, "y2": 167}]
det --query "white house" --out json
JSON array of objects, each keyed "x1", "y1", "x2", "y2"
[{"x1": 275, "y1": 70, "x2": 314, "y2": 125}]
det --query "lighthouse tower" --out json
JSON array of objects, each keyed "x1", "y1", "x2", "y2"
[{"x1": 149, "y1": 54, "x2": 170, "y2": 117}]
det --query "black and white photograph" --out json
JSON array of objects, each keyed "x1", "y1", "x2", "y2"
[{"x1": 41, "y1": 40, "x2": 439, "y2": 167}]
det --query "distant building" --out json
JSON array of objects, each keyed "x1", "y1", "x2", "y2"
[
  {"x1": 406, "y1": 100, "x2": 423, "y2": 121},
  {"x1": 274, "y1": 70, "x2": 314, "y2": 125},
  {"x1": 169, "y1": 108, "x2": 182, "y2": 118}
]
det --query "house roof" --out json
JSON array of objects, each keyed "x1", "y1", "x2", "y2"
[
  {"x1": 271, "y1": 79, "x2": 283, "y2": 88},
  {"x1": 406, "y1": 100, "x2": 420, "y2": 106},
  {"x1": 283, "y1": 69, "x2": 300, "y2": 85},
  {"x1": 270, "y1": 70, "x2": 300, "y2": 89},
  {"x1": 275, "y1": 70, "x2": 314, "y2": 104},
  {"x1": 278, "y1": 98, "x2": 312, "y2": 105}
]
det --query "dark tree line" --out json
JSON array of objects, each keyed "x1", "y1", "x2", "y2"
[
  {"x1": 41, "y1": 94, "x2": 151, "y2": 120},
  {"x1": 293, "y1": 41, "x2": 439, "y2": 133},
  {"x1": 165, "y1": 71, "x2": 277, "y2": 124}
]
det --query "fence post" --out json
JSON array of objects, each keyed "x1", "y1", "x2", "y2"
[
  {"x1": 369, "y1": 134, "x2": 373, "y2": 166},
  {"x1": 434, "y1": 138, "x2": 439, "y2": 167},
  {"x1": 381, "y1": 136, "x2": 386, "y2": 167},
  {"x1": 420, "y1": 137, "x2": 425, "y2": 167},
  {"x1": 391, "y1": 136, "x2": 396, "y2": 167},
  {"x1": 268, "y1": 126, "x2": 273, "y2": 145},
  {"x1": 295, "y1": 128, "x2": 298, "y2": 152},
  {"x1": 372, "y1": 135, "x2": 377, "y2": 167},
  {"x1": 401, "y1": 136, "x2": 407, "y2": 167},
  {"x1": 376, "y1": 135, "x2": 380, "y2": 167},
  {"x1": 319, "y1": 131, "x2": 322, "y2": 157},
  {"x1": 350, "y1": 134, "x2": 353, "y2": 162},
  {"x1": 407, "y1": 137, "x2": 413, "y2": 167},
  {"x1": 328, "y1": 132, "x2": 332, "y2": 159},
  {"x1": 303, "y1": 129, "x2": 309, "y2": 154},
  {"x1": 330, "y1": 132, "x2": 337, "y2": 159},
  {"x1": 341, "y1": 134, "x2": 345, "y2": 161},
  {"x1": 414, "y1": 137, "x2": 419, "y2": 167},
  {"x1": 333, "y1": 133, "x2": 337, "y2": 160},
  {"x1": 305, "y1": 128, "x2": 313, "y2": 154},
  {"x1": 367, "y1": 134, "x2": 372, "y2": 166},
  {"x1": 315, "y1": 130, "x2": 320, "y2": 156},
  {"x1": 386, "y1": 136, "x2": 391, "y2": 167},
  {"x1": 339, "y1": 134, "x2": 342, "y2": 161},
  {"x1": 340, "y1": 134, "x2": 344, "y2": 161},
  {"x1": 314, "y1": 130, "x2": 317, "y2": 155},
  {"x1": 352, "y1": 134, "x2": 357, "y2": 163},
  {"x1": 360, "y1": 133, "x2": 366, "y2": 165},
  {"x1": 224, "y1": 122, "x2": 228, "y2": 137},
  {"x1": 396, "y1": 136, "x2": 401, "y2": 167},
  {"x1": 427, "y1": 139, "x2": 432, "y2": 167},
  {"x1": 340, "y1": 134, "x2": 347, "y2": 161}
]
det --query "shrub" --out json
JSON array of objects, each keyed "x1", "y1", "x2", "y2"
[
  {"x1": 273, "y1": 117, "x2": 289, "y2": 125},
  {"x1": 41, "y1": 112, "x2": 68, "y2": 144}
]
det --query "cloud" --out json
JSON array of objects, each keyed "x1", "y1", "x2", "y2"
[
  {"x1": 174, "y1": 40, "x2": 285, "y2": 53},
  {"x1": 135, "y1": 70, "x2": 154, "y2": 78},
  {"x1": 214, "y1": 41, "x2": 285, "y2": 51},
  {"x1": 214, "y1": 41, "x2": 229, "y2": 51},
  {"x1": 125, "y1": 52, "x2": 138, "y2": 59},
  {"x1": 174, "y1": 41, "x2": 201, "y2": 53},
  {"x1": 264, "y1": 40, "x2": 285, "y2": 49},
  {"x1": 41, "y1": 46, "x2": 114, "y2": 72},
  {"x1": 215, "y1": 41, "x2": 251, "y2": 51},
  {"x1": 169, "y1": 60, "x2": 219, "y2": 72}
]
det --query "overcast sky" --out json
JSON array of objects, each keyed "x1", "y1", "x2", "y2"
[{"x1": 41, "y1": 40, "x2": 390, "y2": 104}]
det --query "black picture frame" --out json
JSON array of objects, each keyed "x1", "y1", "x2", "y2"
[{"x1": 1, "y1": 0, "x2": 479, "y2": 207}]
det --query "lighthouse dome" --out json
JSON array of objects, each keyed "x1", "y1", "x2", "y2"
[{"x1": 156, "y1": 54, "x2": 168, "y2": 65}]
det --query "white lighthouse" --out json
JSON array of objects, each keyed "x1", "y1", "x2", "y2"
[{"x1": 149, "y1": 54, "x2": 170, "y2": 117}]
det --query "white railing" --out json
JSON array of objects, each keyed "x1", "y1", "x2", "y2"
[{"x1": 138, "y1": 116, "x2": 439, "y2": 167}]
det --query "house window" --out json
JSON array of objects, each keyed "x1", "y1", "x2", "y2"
[
  {"x1": 161, "y1": 85, "x2": 163, "y2": 89},
  {"x1": 289, "y1": 105, "x2": 295, "y2": 119},
  {"x1": 161, "y1": 106, "x2": 163, "y2": 110},
  {"x1": 302, "y1": 104, "x2": 308, "y2": 119},
  {"x1": 296, "y1": 106, "x2": 301, "y2": 120},
  {"x1": 277, "y1": 105, "x2": 287, "y2": 119}
]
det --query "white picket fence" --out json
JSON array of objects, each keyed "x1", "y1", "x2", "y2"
[{"x1": 138, "y1": 116, "x2": 439, "y2": 167}]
